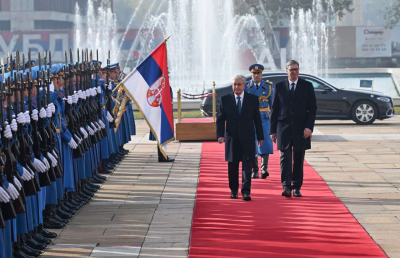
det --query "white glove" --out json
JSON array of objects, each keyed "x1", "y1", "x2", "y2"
[
  {"x1": 47, "y1": 152, "x2": 57, "y2": 167},
  {"x1": 106, "y1": 111, "x2": 114, "y2": 122},
  {"x1": 98, "y1": 120, "x2": 105, "y2": 129},
  {"x1": 42, "y1": 157, "x2": 50, "y2": 170},
  {"x1": 86, "y1": 125, "x2": 94, "y2": 135},
  {"x1": 24, "y1": 111, "x2": 31, "y2": 124},
  {"x1": 82, "y1": 90, "x2": 87, "y2": 99},
  {"x1": 67, "y1": 96, "x2": 73, "y2": 104},
  {"x1": 31, "y1": 109, "x2": 39, "y2": 121},
  {"x1": 11, "y1": 119, "x2": 18, "y2": 132},
  {"x1": 108, "y1": 82, "x2": 112, "y2": 90},
  {"x1": 4, "y1": 124, "x2": 12, "y2": 139},
  {"x1": 94, "y1": 121, "x2": 101, "y2": 131},
  {"x1": 32, "y1": 158, "x2": 46, "y2": 173},
  {"x1": 52, "y1": 150, "x2": 58, "y2": 159},
  {"x1": 73, "y1": 94, "x2": 79, "y2": 104},
  {"x1": 91, "y1": 88, "x2": 97, "y2": 96},
  {"x1": 90, "y1": 122, "x2": 98, "y2": 132},
  {"x1": 46, "y1": 106, "x2": 52, "y2": 118},
  {"x1": 13, "y1": 176, "x2": 22, "y2": 191},
  {"x1": 25, "y1": 166, "x2": 35, "y2": 178},
  {"x1": 21, "y1": 167, "x2": 33, "y2": 181},
  {"x1": 39, "y1": 108, "x2": 47, "y2": 118},
  {"x1": 68, "y1": 138, "x2": 78, "y2": 149},
  {"x1": 74, "y1": 134, "x2": 82, "y2": 144},
  {"x1": 16, "y1": 112, "x2": 26, "y2": 124},
  {"x1": 6, "y1": 183, "x2": 19, "y2": 200},
  {"x1": 78, "y1": 90, "x2": 83, "y2": 99},
  {"x1": 80, "y1": 127, "x2": 88, "y2": 138},
  {"x1": 96, "y1": 86, "x2": 101, "y2": 94},
  {"x1": 0, "y1": 187, "x2": 10, "y2": 203},
  {"x1": 48, "y1": 103, "x2": 55, "y2": 114}
]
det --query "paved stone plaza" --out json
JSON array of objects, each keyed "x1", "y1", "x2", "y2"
[{"x1": 42, "y1": 116, "x2": 400, "y2": 257}]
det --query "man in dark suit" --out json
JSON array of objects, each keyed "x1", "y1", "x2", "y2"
[
  {"x1": 270, "y1": 60, "x2": 317, "y2": 198},
  {"x1": 217, "y1": 74, "x2": 264, "y2": 201}
]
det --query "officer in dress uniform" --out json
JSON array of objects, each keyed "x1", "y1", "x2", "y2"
[{"x1": 245, "y1": 64, "x2": 274, "y2": 179}]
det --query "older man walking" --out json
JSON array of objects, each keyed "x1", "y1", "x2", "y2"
[{"x1": 217, "y1": 74, "x2": 264, "y2": 201}]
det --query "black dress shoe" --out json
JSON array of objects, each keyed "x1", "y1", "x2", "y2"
[
  {"x1": 52, "y1": 214, "x2": 69, "y2": 224},
  {"x1": 56, "y1": 209, "x2": 73, "y2": 219},
  {"x1": 158, "y1": 157, "x2": 175, "y2": 162},
  {"x1": 230, "y1": 192, "x2": 238, "y2": 199},
  {"x1": 261, "y1": 171, "x2": 269, "y2": 179},
  {"x1": 251, "y1": 171, "x2": 259, "y2": 178},
  {"x1": 293, "y1": 189, "x2": 302, "y2": 197},
  {"x1": 282, "y1": 188, "x2": 292, "y2": 197},
  {"x1": 87, "y1": 181, "x2": 101, "y2": 189},
  {"x1": 32, "y1": 232, "x2": 52, "y2": 245},
  {"x1": 13, "y1": 250, "x2": 35, "y2": 258},
  {"x1": 242, "y1": 193, "x2": 251, "y2": 201},
  {"x1": 37, "y1": 228, "x2": 57, "y2": 238},
  {"x1": 26, "y1": 238, "x2": 46, "y2": 250},
  {"x1": 94, "y1": 174, "x2": 107, "y2": 181},
  {"x1": 61, "y1": 205, "x2": 77, "y2": 214},
  {"x1": 99, "y1": 169, "x2": 112, "y2": 174},
  {"x1": 20, "y1": 244, "x2": 42, "y2": 256}
]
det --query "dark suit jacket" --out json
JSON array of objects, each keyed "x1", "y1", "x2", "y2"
[
  {"x1": 270, "y1": 78, "x2": 317, "y2": 151},
  {"x1": 216, "y1": 92, "x2": 264, "y2": 162}
]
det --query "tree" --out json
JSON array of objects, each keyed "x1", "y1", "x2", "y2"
[
  {"x1": 384, "y1": 0, "x2": 400, "y2": 28},
  {"x1": 234, "y1": 0, "x2": 353, "y2": 25}
]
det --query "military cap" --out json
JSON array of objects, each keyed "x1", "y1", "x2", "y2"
[{"x1": 249, "y1": 64, "x2": 264, "y2": 73}]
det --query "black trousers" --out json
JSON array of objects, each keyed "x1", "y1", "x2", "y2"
[
  {"x1": 280, "y1": 147, "x2": 305, "y2": 190},
  {"x1": 228, "y1": 153, "x2": 253, "y2": 195}
]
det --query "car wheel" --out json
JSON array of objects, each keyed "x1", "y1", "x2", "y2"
[{"x1": 351, "y1": 100, "x2": 377, "y2": 125}]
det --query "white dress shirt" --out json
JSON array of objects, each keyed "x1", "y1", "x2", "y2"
[
  {"x1": 234, "y1": 91, "x2": 244, "y2": 106},
  {"x1": 289, "y1": 79, "x2": 298, "y2": 91}
]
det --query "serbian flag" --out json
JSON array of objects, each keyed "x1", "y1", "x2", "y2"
[{"x1": 120, "y1": 40, "x2": 174, "y2": 157}]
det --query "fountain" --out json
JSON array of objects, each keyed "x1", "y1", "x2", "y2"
[
  {"x1": 74, "y1": 1, "x2": 119, "y2": 63},
  {"x1": 289, "y1": 0, "x2": 336, "y2": 78},
  {"x1": 121, "y1": 0, "x2": 277, "y2": 94}
]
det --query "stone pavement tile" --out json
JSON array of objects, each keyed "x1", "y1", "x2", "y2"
[
  {"x1": 138, "y1": 248, "x2": 188, "y2": 258},
  {"x1": 90, "y1": 246, "x2": 141, "y2": 257},
  {"x1": 42, "y1": 244, "x2": 96, "y2": 257}
]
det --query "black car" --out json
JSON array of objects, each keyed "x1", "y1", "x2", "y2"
[{"x1": 200, "y1": 72, "x2": 395, "y2": 125}]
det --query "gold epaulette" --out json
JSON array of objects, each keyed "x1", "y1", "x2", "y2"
[
  {"x1": 266, "y1": 80, "x2": 272, "y2": 85},
  {"x1": 102, "y1": 106, "x2": 106, "y2": 109},
  {"x1": 56, "y1": 129, "x2": 60, "y2": 133}
]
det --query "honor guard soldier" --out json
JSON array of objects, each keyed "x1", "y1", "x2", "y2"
[{"x1": 245, "y1": 64, "x2": 274, "y2": 179}]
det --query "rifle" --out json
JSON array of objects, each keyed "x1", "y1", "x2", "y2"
[
  {"x1": 26, "y1": 51, "x2": 42, "y2": 191},
  {"x1": 95, "y1": 49, "x2": 107, "y2": 138},
  {"x1": 44, "y1": 51, "x2": 62, "y2": 178},
  {"x1": 4, "y1": 53, "x2": 26, "y2": 213},
  {"x1": 0, "y1": 58, "x2": 17, "y2": 221},
  {"x1": 35, "y1": 52, "x2": 54, "y2": 185},
  {"x1": 64, "y1": 51, "x2": 84, "y2": 158},
  {"x1": 15, "y1": 52, "x2": 37, "y2": 196},
  {"x1": 106, "y1": 50, "x2": 115, "y2": 128}
]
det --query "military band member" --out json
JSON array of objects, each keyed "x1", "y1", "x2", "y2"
[{"x1": 245, "y1": 64, "x2": 273, "y2": 179}]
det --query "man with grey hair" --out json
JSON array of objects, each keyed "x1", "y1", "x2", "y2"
[
  {"x1": 217, "y1": 74, "x2": 264, "y2": 201},
  {"x1": 270, "y1": 60, "x2": 317, "y2": 198}
]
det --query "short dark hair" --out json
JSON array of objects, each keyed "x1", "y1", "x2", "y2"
[{"x1": 286, "y1": 60, "x2": 299, "y2": 69}]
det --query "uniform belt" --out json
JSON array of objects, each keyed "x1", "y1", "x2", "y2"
[
  {"x1": 56, "y1": 129, "x2": 60, "y2": 133},
  {"x1": 259, "y1": 108, "x2": 270, "y2": 112},
  {"x1": 102, "y1": 106, "x2": 106, "y2": 109}
]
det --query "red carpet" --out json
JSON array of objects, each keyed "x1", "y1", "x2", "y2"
[{"x1": 189, "y1": 142, "x2": 386, "y2": 258}]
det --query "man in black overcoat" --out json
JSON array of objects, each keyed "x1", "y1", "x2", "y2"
[
  {"x1": 270, "y1": 60, "x2": 317, "y2": 198},
  {"x1": 216, "y1": 74, "x2": 264, "y2": 201}
]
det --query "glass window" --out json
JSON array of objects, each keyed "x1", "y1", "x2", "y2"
[
  {"x1": 0, "y1": 21, "x2": 11, "y2": 31},
  {"x1": 304, "y1": 78, "x2": 330, "y2": 90}
]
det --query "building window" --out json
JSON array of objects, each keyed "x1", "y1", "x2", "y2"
[
  {"x1": 0, "y1": 20, "x2": 11, "y2": 31},
  {"x1": 34, "y1": 20, "x2": 74, "y2": 30},
  {"x1": 34, "y1": 0, "x2": 94, "y2": 14}
]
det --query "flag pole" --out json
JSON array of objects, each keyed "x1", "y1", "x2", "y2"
[{"x1": 164, "y1": 35, "x2": 171, "y2": 43}]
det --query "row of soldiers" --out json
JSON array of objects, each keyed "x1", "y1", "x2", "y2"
[{"x1": 0, "y1": 49, "x2": 135, "y2": 258}]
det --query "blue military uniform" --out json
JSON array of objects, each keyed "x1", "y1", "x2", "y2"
[{"x1": 245, "y1": 64, "x2": 273, "y2": 179}]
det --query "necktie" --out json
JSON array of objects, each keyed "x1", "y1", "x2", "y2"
[
  {"x1": 256, "y1": 84, "x2": 259, "y2": 90},
  {"x1": 291, "y1": 83, "x2": 295, "y2": 96},
  {"x1": 237, "y1": 96, "x2": 242, "y2": 115}
]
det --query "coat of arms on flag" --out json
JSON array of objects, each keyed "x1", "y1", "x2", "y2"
[{"x1": 113, "y1": 38, "x2": 174, "y2": 158}]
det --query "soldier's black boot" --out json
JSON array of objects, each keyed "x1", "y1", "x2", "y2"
[
  {"x1": 26, "y1": 233, "x2": 47, "y2": 251},
  {"x1": 251, "y1": 157, "x2": 259, "y2": 178},
  {"x1": 261, "y1": 154, "x2": 270, "y2": 179},
  {"x1": 37, "y1": 225, "x2": 57, "y2": 238}
]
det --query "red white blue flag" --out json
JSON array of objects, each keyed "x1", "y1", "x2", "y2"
[{"x1": 121, "y1": 41, "x2": 174, "y2": 156}]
